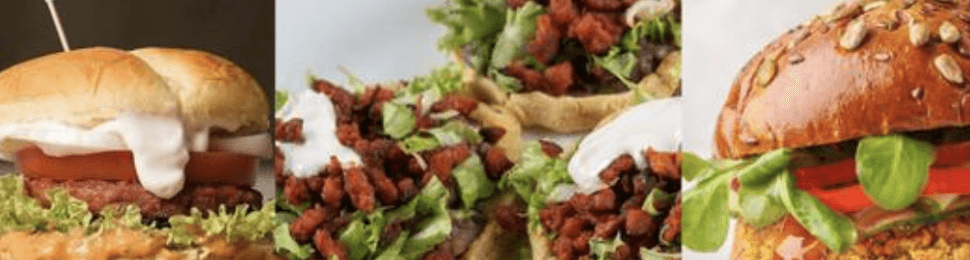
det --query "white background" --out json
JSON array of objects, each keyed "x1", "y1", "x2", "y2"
[
  {"x1": 276, "y1": 0, "x2": 449, "y2": 94},
  {"x1": 682, "y1": 0, "x2": 840, "y2": 259}
]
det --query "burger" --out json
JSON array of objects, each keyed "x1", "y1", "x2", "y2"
[
  {"x1": 502, "y1": 97, "x2": 682, "y2": 260},
  {"x1": 274, "y1": 65, "x2": 527, "y2": 260},
  {"x1": 0, "y1": 47, "x2": 278, "y2": 259},
  {"x1": 426, "y1": 0, "x2": 681, "y2": 134},
  {"x1": 683, "y1": 0, "x2": 970, "y2": 259}
]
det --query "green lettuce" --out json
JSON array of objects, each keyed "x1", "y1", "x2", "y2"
[
  {"x1": 382, "y1": 102, "x2": 417, "y2": 139},
  {"x1": 274, "y1": 223, "x2": 314, "y2": 259},
  {"x1": 453, "y1": 155, "x2": 496, "y2": 209},
  {"x1": 336, "y1": 177, "x2": 453, "y2": 260},
  {"x1": 275, "y1": 90, "x2": 289, "y2": 111},
  {"x1": 489, "y1": 1, "x2": 544, "y2": 69},
  {"x1": 0, "y1": 174, "x2": 91, "y2": 233},
  {"x1": 167, "y1": 203, "x2": 276, "y2": 247},
  {"x1": 589, "y1": 235, "x2": 625, "y2": 260},
  {"x1": 500, "y1": 142, "x2": 572, "y2": 231}
]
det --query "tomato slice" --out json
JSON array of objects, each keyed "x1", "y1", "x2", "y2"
[
  {"x1": 15, "y1": 146, "x2": 256, "y2": 186},
  {"x1": 794, "y1": 141, "x2": 970, "y2": 213}
]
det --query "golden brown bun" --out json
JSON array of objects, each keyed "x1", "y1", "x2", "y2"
[
  {"x1": 732, "y1": 215, "x2": 970, "y2": 260},
  {"x1": 0, "y1": 47, "x2": 179, "y2": 128},
  {"x1": 715, "y1": 0, "x2": 970, "y2": 159},
  {"x1": 0, "y1": 228, "x2": 282, "y2": 260},
  {"x1": 130, "y1": 47, "x2": 269, "y2": 135}
]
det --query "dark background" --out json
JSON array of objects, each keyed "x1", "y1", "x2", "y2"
[{"x1": 0, "y1": 0, "x2": 274, "y2": 99}]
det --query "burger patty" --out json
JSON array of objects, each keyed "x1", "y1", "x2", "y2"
[
  {"x1": 24, "y1": 178, "x2": 262, "y2": 220},
  {"x1": 735, "y1": 214, "x2": 970, "y2": 260}
]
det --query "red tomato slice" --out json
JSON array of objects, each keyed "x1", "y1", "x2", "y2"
[
  {"x1": 15, "y1": 146, "x2": 256, "y2": 186},
  {"x1": 794, "y1": 141, "x2": 970, "y2": 213}
]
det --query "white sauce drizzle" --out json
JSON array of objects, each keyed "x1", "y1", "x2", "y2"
[
  {"x1": 276, "y1": 90, "x2": 362, "y2": 178},
  {"x1": 0, "y1": 113, "x2": 273, "y2": 198},
  {"x1": 567, "y1": 98, "x2": 682, "y2": 194}
]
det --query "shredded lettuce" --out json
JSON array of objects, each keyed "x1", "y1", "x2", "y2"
[
  {"x1": 500, "y1": 142, "x2": 572, "y2": 231},
  {"x1": 335, "y1": 177, "x2": 453, "y2": 260},
  {"x1": 426, "y1": 0, "x2": 506, "y2": 51},
  {"x1": 453, "y1": 155, "x2": 497, "y2": 209},
  {"x1": 623, "y1": 15, "x2": 682, "y2": 49},
  {"x1": 489, "y1": 68, "x2": 524, "y2": 92},
  {"x1": 489, "y1": 1, "x2": 545, "y2": 69},
  {"x1": 274, "y1": 223, "x2": 314, "y2": 259},
  {"x1": 275, "y1": 90, "x2": 289, "y2": 111},
  {"x1": 338, "y1": 66, "x2": 368, "y2": 94},
  {"x1": 589, "y1": 235, "x2": 625, "y2": 260},
  {"x1": 593, "y1": 48, "x2": 639, "y2": 88},
  {"x1": 597, "y1": 14, "x2": 682, "y2": 92},
  {"x1": 382, "y1": 102, "x2": 417, "y2": 139}
]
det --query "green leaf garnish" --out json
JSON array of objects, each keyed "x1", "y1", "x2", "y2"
[{"x1": 856, "y1": 134, "x2": 934, "y2": 210}]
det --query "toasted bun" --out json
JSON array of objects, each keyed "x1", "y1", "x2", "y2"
[
  {"x1": 715, "y1": 0, "x2": 970, "y2": 159},
  {"x1": 0, "y1": 47, "x2": 269, "y2": 135},
  {"x1": 130, "y1": 47, "x2": 269, "y2": 134},
  {"x1": 732, "y1": 215, "x2": 970, "y2": 260},
  {"x1": 0, "y1": 47, "x2": 179, "y2": 128}
]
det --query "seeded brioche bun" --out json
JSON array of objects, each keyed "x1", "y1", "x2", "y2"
[
  {"x1": 715, "y1": 0, "x2": 970, "y2": 259},
  {"x1": 0, "y1": 47, "x2": 179, "y2": 128},
  {"x1": 714, "y1": 0, "x2": 970, "y2": 160},
  {"x1": 130, "y1": 47, "x2": 269, "y2": 135}
]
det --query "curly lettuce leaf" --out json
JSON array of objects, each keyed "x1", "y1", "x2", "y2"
[
  {"x1": 167, "y1": 203, "x2": 276, "y2": 247},
  {"x1": 489, "y1": 2, "x2": 544, "y2": 69},
  {"x1": 0, "y1": 175, "x2": 91, "y2": 233}
]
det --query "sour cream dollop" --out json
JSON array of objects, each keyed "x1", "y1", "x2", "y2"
[
  {"x1": 276, "y1": 90, "x2": 362, "y2": 178},
  {"x1": 568, "y1": 98, "x2": 682, "y2": 194}
]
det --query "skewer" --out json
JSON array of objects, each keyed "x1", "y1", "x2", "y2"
[{"x1": 43, "y1": 0, "x2": 70, "y2": 52}]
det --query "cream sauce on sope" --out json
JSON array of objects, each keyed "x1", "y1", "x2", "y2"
[
  {"x1": 568, "y1": 98, "x2": 682, "y2": 194},
  {"x1": 276, "y1": 90, "x2": 362, "y2": 178}
]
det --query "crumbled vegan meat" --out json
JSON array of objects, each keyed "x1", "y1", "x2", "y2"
[
  {"x1": 568, "y1": 13, "x2": 625, "y2": 55},
  {"x1": 24, "y1": 178, "x2": 261, "y2": 220},
  {"x1": 500, "y1": 0, "x2": 680, "y2": 97},
  {"x1": 543, "y1": 62, "x2": 575, "y2": 96},
  {"x1": 549, "y1": 0, "x2": 580, "y2": 26},
  {"x1": 540, "y1": 140, "x2": 565, "y2": 157},
  {"x1": 538, "y1": 148, "x2": 681, "y2": 260},
  {"x1": 314, "y1": 229, "x2": 349, "y2": 260},
  {"x1": 646, "y1": 148, "x2": 681, "y2": 180},
  {"x1": 528, "y1": 14, "x2": 562, "y2": 64},
  {"x1": 278, "y1": 79, "x2": 512, "y2": 260},
  {"x1": 430, "y1": 94, "x2": 479, "y2": 116}
]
